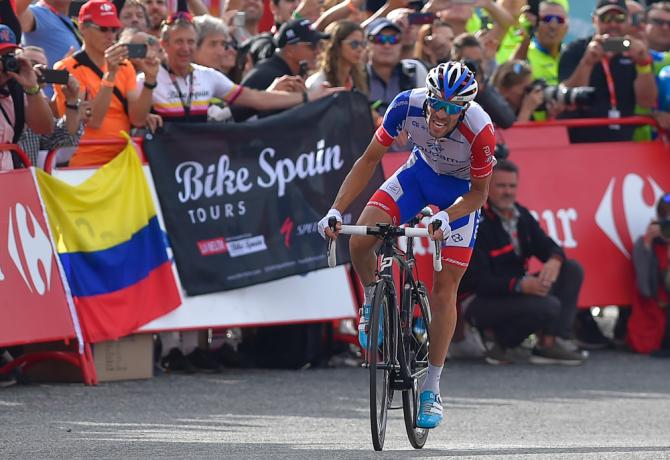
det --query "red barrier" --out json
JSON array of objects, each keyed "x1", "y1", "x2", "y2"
[
  {"x1": 381, "y1": 117, "x2": 670, "y2": 307},
  {"x1": 0, "y1": 168, "x2": 97, "y2": 384},
  {"x1": 0, "y1": 143, "x2": 32, "y2": 168}
]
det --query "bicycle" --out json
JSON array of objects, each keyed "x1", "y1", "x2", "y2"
[{"x1": 327, "y1": 209, "x2": 443, "y2": 451}]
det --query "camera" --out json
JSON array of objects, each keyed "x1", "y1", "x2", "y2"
[
  {"x1": 0, "y1": 53, "x2": 19, "y2": 74},
  {"x1": 530, "y1": 79, "x2": 596, "y2": 108}
]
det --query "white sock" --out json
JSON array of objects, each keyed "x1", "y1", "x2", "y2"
[
  {"x1": 363, "y1": 283, "x2": 375, "y2": 306},
  {"x1": 421, "y1": 363, "x2": 443, "y2": 395}
]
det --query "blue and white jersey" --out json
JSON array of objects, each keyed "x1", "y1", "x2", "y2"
[{"x1": 373, "y1": 88, "x2": 496, "y2": 181}]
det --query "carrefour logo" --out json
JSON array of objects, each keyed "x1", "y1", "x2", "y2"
[
  {"x1": 0, "y1": 203, "x2": 54, "y2": 295},
  {"x1": 595, "y1": 174, "x2": 665, "y2": 259}
]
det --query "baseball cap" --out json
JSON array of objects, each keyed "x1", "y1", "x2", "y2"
[
  {"x1": 595, "y1": 0, "x2": 627, "y2": 15},
  {"x1": 0, "y1": 25, "x2": 20, "y2": 53},
  {"x1": 366, "y1": 18, "x2": 402, "y2": 37},
  {"x1": 275, "y1": 19, "x2": 330, "y2": 48},
  {"x1": 78, "y1": 0, "x2": 123, "y2": 28}
]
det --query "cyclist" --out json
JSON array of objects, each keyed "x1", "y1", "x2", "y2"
[{"x1": 318, "y1": 61, "x2": 495, "y2": 429}]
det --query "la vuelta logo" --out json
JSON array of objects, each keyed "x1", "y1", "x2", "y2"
[
  {"x1": 0, "y1": 203, "x2": 54, "y2": 295},
  {"x1": 595, "y1": 174, "x2": 665, "y2": 259}
]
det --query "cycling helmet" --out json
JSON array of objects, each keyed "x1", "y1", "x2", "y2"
[{"x1": 426, "y1": 61, "x2": 478, "y2": 103}]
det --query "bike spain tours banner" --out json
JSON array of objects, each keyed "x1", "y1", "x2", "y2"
[{"x1": 144, "y1": 92, "x2": 382, "y2": 295}]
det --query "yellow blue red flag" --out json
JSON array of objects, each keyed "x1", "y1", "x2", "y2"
[{"x1": 36, "y1": 137, "x2": 181, "y2": 342}]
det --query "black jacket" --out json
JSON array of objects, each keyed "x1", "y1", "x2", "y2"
[{"x1": 460, "y1": 202, "x2": 565, "y2": 297}]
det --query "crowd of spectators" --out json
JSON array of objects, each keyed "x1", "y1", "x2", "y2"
[{"x1": 1, "y1": 0, "x2": 669, "y2": 375}]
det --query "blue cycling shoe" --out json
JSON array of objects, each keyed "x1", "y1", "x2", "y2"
[
  {"x1": 416, "y1": 390, "x2": 443, "y2": 429},
  {"x1": 358, "y1": 304, "x2": 383, "y2": 350}
]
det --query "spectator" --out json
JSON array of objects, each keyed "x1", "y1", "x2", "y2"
[
  {"x1": 143, "y1": 13, "x2": 341, "y2": 124},
  {"x1": 491, "y1": 60, "x2": 545, "y2": 122},
  {"x1": 306, "y1": 20, "x2": 368, "y2": 94},
  {"x1": 558, "y1": 0, "x2": 657, "y2": 143},
  {"x1": 387, "y1": 8, "x2": 421, "y2": 61},
  {"x1": 240, "y1": 0, "x2": 265, "y2": 37},
  {"x1": 451, "y1": 33, "x2": 516, "y2": 130},
  {"x1": 16, "y1": 46, "x2": 84, "y2": 167},
  {"x1": 512, "y1": 0, "x2": 569, "y2": 87},
  {"x1": 645, "y1": 1, "x2": 670, "y2": 52},
  {"x1": 630, "y1": 193, "x2": 670, "y2": 358},
  {"x1": 194, "y1": 15, "x2": 238, "y2": 77},
  {"x1": 366, "y1": 18, "x2": 427, "y2": 118},
  {"x1": 54, "y1": 0, "x2": 158, "y2": 166},
  {"x1": 0, "y1": 25, "x2": 53, "y2": 171},
  {"x1": 270, "y1": 0, "x2": 300, "y2": 30},
  {"x1": 459, "y1": 159, "x2": 586, "y2": 365},
  {"x1": 141, "y1": 0, "x2": 168, "y2": 38},
  {"x1": 627, "y1": 0, "x2": 646, "y2": 42},
  {"x1": 232, "y1": 18, "x2": 330, "y2": 121},
  {"x1": 18, "y1": 0, "x2": 82, "y2": 97},
  {"x1": 414, "y1": 20, "x2": 454, "y2": 70},
  {"x1": 424, "y1": 0, "x2": 513, "y2": 39},
  {"x1": 119, "y1": 0, "x2": 151, "y2": 32}
]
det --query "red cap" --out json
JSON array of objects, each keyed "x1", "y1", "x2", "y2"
[
  {"x1": 0, "y1": 25, "x2": 20, "y2": 53},
  {"x1": 78, "y1": 0, "x2": 122, "y2": 28}
]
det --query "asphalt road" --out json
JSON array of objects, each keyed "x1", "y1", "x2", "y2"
[{"x1": 1, "y1": 349, "x2": 669, "y2": 460}]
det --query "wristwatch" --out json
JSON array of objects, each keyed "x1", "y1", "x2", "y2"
[
  {"x1": 144, "y1": 80, "x2": 158, "y2": 90},
  {"x1": 65, "y1": 100, "x2": 80, "y2": 110},
  {"x1": 23, "y1": 84, "x2": 40, "y2": 96}
]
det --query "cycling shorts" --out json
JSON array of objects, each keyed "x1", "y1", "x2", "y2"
[{"x1": 367, "y1": 152, "x2": 480, "y2": 269}]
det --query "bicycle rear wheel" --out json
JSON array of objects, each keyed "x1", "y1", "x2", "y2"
[
  {"x1": 402, "y1": 281, "x2": 431, "y2": 449},
  {"x1": 369, "y1": 279, "x2": 394, "y2": 451}
]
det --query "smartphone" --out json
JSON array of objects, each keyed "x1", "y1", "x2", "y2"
[
  {"x1": 126, "y1": 43, "x2": 148, "y2": 59},
  {"x1": 408, "y1": 12, "x2": 435, "y2": 25},
  {"x1": 38, "y1": 69, "x2": 69, "y2": 85},
  {"x1": 298, "y1": 60, "x2": 309, "y2": 78},
  {"x1": 601, "y1": 37, "x2": 631, "y2": 54}
]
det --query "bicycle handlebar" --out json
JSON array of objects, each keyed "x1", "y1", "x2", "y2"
[{"x1": 326, "y1": 220, "x2": 443, "y2": 272}]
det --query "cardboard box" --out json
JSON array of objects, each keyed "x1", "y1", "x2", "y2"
[
  {"x1": 93, "y1": 334, "x2": 154, "y2": 382},
  {"x1": 23, "y1": 334, "x2": 154, "y2": 383}
]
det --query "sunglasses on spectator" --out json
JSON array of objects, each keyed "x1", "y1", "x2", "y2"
[
  {"x1": 598, "y1": 12, "x2": 627, "y2": 24},
  {"x1": 427, "y1": 97, "x2": 467, "y2": 115},
  {"x1": 649, "y1": 17, "x2": 670, "y2": 28},
  {"x1": 85, "y1": 23, "x2": 120, "y2": 33},
  {"x1": 162, "y1": 11, "x2": 193, "y2": 26},
  {"x1": 344, "y1": 39, "x2": 367, "y2": 49},
  {"x1": 540, "y1": 14, "x2": 566, "y2": 25},
  {"x1": 370, "y1": 34, "x2": 400, "y2": 45}
]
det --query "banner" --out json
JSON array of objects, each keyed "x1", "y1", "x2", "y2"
[
  {"x1": 144, "y1": 92, "x2": 381, "y2": 295},
  {"x1": 0, "y1": 169, "x2": 79, "y2": 347},
  {"x1": 37, "y1": 140, "x2": 181, "y2": 342},
  {"x1": 382, "y1": 137, "x2": 670, "y2": 307}
]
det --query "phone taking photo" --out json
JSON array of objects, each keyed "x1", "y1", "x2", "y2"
[
  {"x1": 408, "y1": 12, "x2": 434, "y2": 25},
  {"x1": 601, "y1": 37, "x2": 631, "y2": 54},
  {"x1": 298, "y1": 60, "x2": 309, "y2": 78},
  {"x1": 126, "y1": 43, "x2": 148, "y2": 59},
  {"x1": 38, "y1": 69, "x2": 70, "y2": 85}
]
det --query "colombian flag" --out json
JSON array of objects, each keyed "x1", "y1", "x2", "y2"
[{"x1": 36, "y1": 137, "x2": 181, "y2": 343}]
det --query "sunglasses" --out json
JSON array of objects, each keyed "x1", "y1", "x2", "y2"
[
  {"x1": 427, "y1": 97, "x2": 467, "y2": 115},
  {"x1": 599, "y1": 12, "x2": 627, "y2": 24},
  {"x1": 370, "y1": 34, "x2": 400, "y2": 45},
  {"x1": 344, "y1": 39, "x2": 367, "y2": 50},
  {"x1": 162, "y1": 11, "x2": 193, "y2": 26},
  {"x1": 649, "y1": 17, "x2": 670, "y2": 28},
  {"x1": 540, "y1": 14, "x2": 566, "y2": 25},
  {"x1": 85, "y1": 23, "x2": 120, "y2": 33}
]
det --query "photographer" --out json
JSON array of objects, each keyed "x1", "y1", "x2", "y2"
[
  {"x1": 0, "y1": 25, "x2": 53, "y2": 171},
  {"x1": 558, "y1": 0, "x2": 657, "y2": 143},
  {"x1": 491, "y1": 60, "x2": 557, "y2": 122}
]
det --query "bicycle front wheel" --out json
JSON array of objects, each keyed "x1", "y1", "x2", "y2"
[
  {"x1": 402, "y1": 281, "x2": 431, "y2": 449},
  {"x1": 369, "y1": 279, "x2": 394, "y2": 451}
]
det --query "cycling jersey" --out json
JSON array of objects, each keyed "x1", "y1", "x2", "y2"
[
  {"x1": 374, "y1": 87, "x2": 496, "y2": 181},
  {"x1": 366, "y1": 88, "x2": 496, "y2": 268}
]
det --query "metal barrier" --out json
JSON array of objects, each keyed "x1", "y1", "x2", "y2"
[
  {"x1": 0, "y1": 143, "x2": 32, "y2": 168},
  {"x1": 43, "y1": 137, "x2": 145, "y2": 174}
]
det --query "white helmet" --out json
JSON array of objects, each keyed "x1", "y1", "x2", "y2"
[{"x1": 426, "y1": 61, "x2": 478, "y2": 103}]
